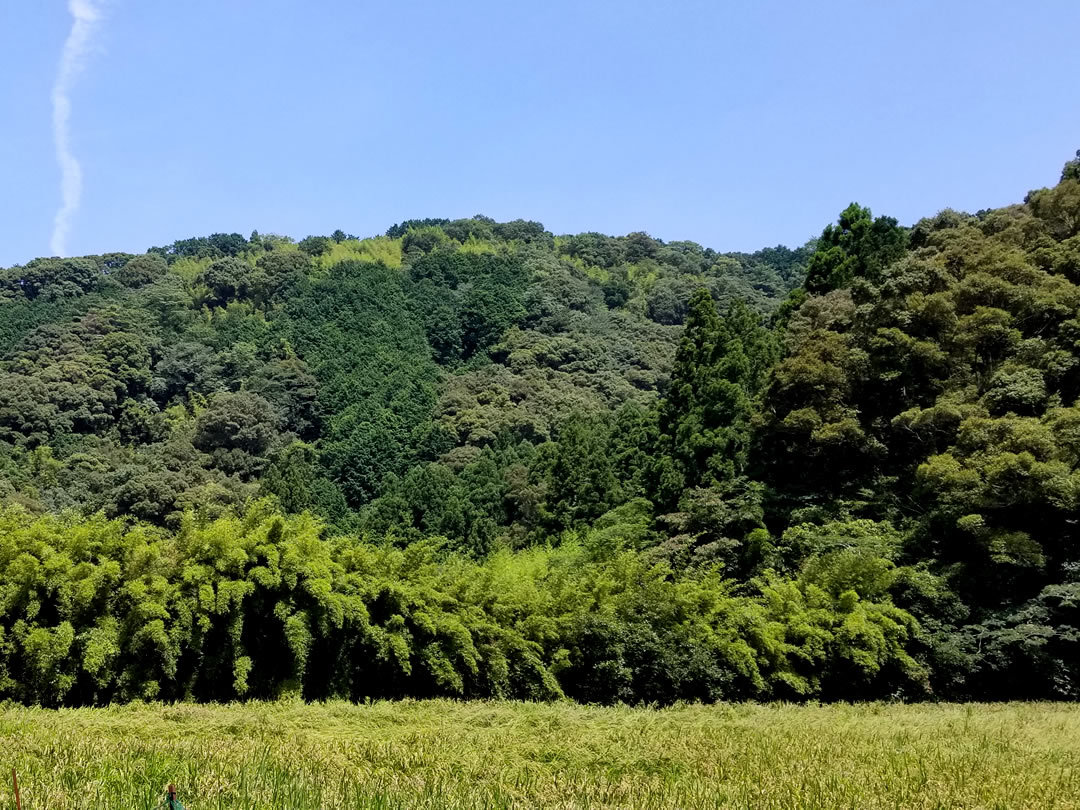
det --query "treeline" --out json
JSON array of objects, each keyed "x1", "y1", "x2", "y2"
[
  {"x1": 0, "y1": 215, "x2": 804, "y2": 538},
  {"x1": 0, "y1": 153, "x2": 1078, "y2": 705},
  {"x1": 0, "y1": 504, "x2": 925, "y2": 705}
]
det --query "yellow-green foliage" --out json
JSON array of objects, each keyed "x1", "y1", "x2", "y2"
[
  {"x1": 626, "y1": 259, "x2": 661, "y2": 287},
  {"x1": 457, "y1": 235, "x2": 499, "y2": 255},
  {"x1": 169, "y1": 256, "x2": 214, "y2": 282},
  {"x1": 3, "y1": 701, "x2": 1079, "y2": 809},
  {"x1": 0, "y1": 504, "x2": 928, "y2": 707},
  {"x1": 552, "y1": 239, "x2": 608, "y2": 281},
  {"x1": 317, "y1": 237, "x2": 402, "y2": 269}
]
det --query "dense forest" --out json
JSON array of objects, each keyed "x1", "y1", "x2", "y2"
[{"x1": 1, "y1": 153, "x2": 1078, "y2": 706}]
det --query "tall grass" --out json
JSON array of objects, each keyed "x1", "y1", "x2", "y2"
[{"x1": 3, "y1": 700, "x2": 1079, "y2": 809}]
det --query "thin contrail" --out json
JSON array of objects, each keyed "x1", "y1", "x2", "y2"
[{"x1": 50, "y1": 0, "x2": 103, "y2": 258}]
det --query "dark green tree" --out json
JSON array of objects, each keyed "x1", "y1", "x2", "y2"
[
  {"x1": 657, "y1": 291, "x2": 768, "y2": 494},
  {"x1": 298, "y1": 236, "x2": 332, "y2": 256},
  {"x1": 804, "y1": 203, "x2": 906, "y2": 294},
  {"x1": 200, "y1": 257, "x2": 253, "y2": 306},
  {"x1": 1061, "y1": 149, "x2": 1080, "y2": 182},
  {"x1": 541, "y1": 413, "x2": 621, "y2": 530}
]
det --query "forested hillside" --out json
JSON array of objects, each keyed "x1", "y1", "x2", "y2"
[{"x1": 0, "y1": 155, "x2": 1078, "y2": 706}]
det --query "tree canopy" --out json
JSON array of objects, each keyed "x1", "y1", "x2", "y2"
[{"x1": 1, "y1": 154, "x2": 1079, "y2": 705}]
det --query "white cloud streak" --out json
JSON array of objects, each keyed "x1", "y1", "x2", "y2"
[{"x1": 50, "y1": 0, "x2": 103, "y2": 257}]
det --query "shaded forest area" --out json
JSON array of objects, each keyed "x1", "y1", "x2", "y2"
[{"x1": 1, "y1": 153, "x2": 1078, "y2": 705}]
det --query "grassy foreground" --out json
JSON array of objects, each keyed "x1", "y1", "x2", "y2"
[{"x1": 2, "y1": 701, "x2": 1079, "y2": 809}]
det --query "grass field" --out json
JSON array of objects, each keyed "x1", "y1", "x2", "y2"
[{"x1": 2, "y1": 700, "x2": 1079, "y2": 809}]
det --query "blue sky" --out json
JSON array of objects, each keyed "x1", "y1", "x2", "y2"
[{"x1": 2, "y1": 0, "x2": 1079, "y2": 266}]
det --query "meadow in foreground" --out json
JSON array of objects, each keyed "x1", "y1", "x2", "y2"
[{"x1": 2, "y1": 700, "x2": 1079, "y2": 809}]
